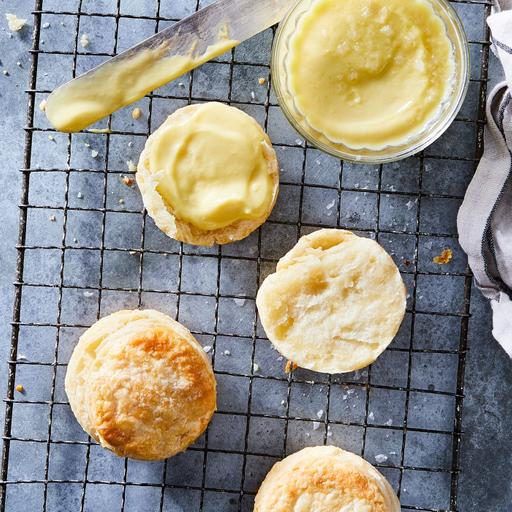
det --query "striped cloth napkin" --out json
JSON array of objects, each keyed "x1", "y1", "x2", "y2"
[{"x1": 458, "y1": 0, "x2": 512, "y2": 356}]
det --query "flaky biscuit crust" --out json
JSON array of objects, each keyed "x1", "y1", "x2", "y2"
[
  {"x1": 65, "y1": 310, "x2": 216, "y2": 460},
  {"x1": 256, "y1": 229, "x2": 406, "y2": 373},
  {"x1": 136, "y1": 103, "x2": 280, "y2": 246},
  {"x1": 254, "y1": 446, "x2": 401, "y2": 512}
]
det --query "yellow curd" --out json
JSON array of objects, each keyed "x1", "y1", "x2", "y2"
[
  {"x1": 145, "y1": 102, "x2": 275, "y2": 231},
  {"x1": 46, "y1": 38, "x2": 237, "y2": 132},
  {"x1": 286, "y1": 0, "x2": 455, "y2": 149}
]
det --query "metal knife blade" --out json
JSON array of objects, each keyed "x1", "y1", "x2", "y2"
[{"x1": 45, "y1": 0, "x2": 297, "y2": 132}]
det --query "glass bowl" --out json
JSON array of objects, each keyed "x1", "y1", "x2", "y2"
[{"x1": 271, "y1": 0, "x2": 470, "y2": 164}]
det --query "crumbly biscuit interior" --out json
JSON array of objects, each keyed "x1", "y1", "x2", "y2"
[{"x1": 256, "y1": 229, "x2": 406, "y2": 373}]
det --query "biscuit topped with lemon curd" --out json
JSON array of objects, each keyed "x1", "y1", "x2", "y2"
[{"x1": 137, "y1": 102, "x2": 279, "y2": 246}]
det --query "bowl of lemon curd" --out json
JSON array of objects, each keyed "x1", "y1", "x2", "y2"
[{"x1": 272, "y1": 0, "x2": 469, "y2": 163}]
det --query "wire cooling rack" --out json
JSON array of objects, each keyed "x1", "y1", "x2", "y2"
[{"x1": 0, "y1": 0, "x2": 493, "y2": 510}]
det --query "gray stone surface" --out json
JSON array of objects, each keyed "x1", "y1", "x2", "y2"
[{"x1": 0, "y1": 1, "x2": 511, "y2": 511}]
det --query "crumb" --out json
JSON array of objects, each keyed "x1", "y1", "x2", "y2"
[
  {"x1": 253, "y1": 363, "x2": 260, "y2": 373},
  {"x1": 48, "y1": 134, "x2": 55, "y2": 141},
  {"x1": 84, "y1": 142, "x2": 90, "y2": 148},
  {"x1": 131, "y1": 107, "x2": 142, "y2": 120},
  {"x1": 127, "y1": 141, "x2": 134, "y2": 148},
  {"x1": 122, "y1": 175, "x2": 135, "y2": 187},
  {"x1": 129, "y1": 250, "x2": 137, "y2": 255},
  {"x1": 6, "y1": 13, "x2": 27, "y2": 32},
  {"x1": 3, "y1": 70, "x2": 9, "y2": 76},
  {"x1": 250, "y1": 91, "x2": 255, "y2": 101},
  {"x1": 223, "y1": 350, "x2": 231, "y2": 356},
  {"x1": 316, "y1": 409, "x2": 324, "y2": 419},
  {"x1": 405, "y1": 200, "x2": 416, "y2": 210},
  {"x1": 126, "y1": 160, "x2": 137, "y2": 173},
  {"x1": 15, "y1": 384, "x2": 25, "y2": 393},
  {"x1": 90, "y1": 149, "x2": 99, "y2": 158},
  {"x1": 73, "y1": 237, "x2": 78, "y2": 243},
  {"x1": 375, "y1": 454, "x2": 388, "y2": 463},
  {"x1": 80, "y1": 33, "x2": 90, "y2": 48},
  {"x1": 403, "y1": 258, "x2": 412, "y2": 267},
  {"x1": 39, "y1": 99, "x2": 47, "y2": 112},
  {"x1": 368, "y1": 411, "x2": 375, "y2": 420},
  {"x1": 77, "y1": 192, "x2": 83, "y2": 199},
  {"x1": 83, "y1": 291, "x2": 94, "y2": 298},
  {"x1": 178, "y1": 82, "x2": 185, "y2": 88},
  {"x1": 118, "y1": 198, "x2": 125, "y2": 205},
  {"x1": 49, "y1": 215, "x2": 56, "y2": 222},
  {"x1": 285, "y1": 360, "x2": 298, "y2": 373},
  {"x1": 433, "y1": 248, "x2": 453, "y2": 265},
  {"x1": 203, "y1": 345, "x2": 212, "y2": 353},
  {"x1": 280, "y1": 399, "x2": 286, "y2": 406},
  {"x1": 42, "y1": 22, "x2": 50, "y2": 29},
  {"x1": 312, "y1": 421, "x2": 321, "y2": 430},
  {"x1": 16, "y1": 61, "x2": 22, "y2": 67},
  {"x1": 295, "y1": 138, "x2": 303, "y2": 146},
  {"x1": 385, "y1": 418, "x2": 393, "y2": 426},
  {"x1": 258, "y1": 77, "x2": 266, "y2": 85}
]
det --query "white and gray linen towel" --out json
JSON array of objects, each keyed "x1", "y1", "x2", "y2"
[{"x1": 458, "y1": 0, "x2": 512, "y2": 355}]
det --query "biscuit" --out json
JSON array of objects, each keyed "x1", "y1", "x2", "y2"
[
  {"x1": 65, "y1": 309, "x2": 216, "y2": 460},
  {"x1": 136, "y1": 102, "x2": 279, "y2": 246},
  {"x1": 254, "y1": 446, "x2": 401, "y2": 512},
  {"x1": 256, "y1": 229, "x2": 406, "y2": 373}
]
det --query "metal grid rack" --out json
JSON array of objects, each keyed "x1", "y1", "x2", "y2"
[{"x1": 0, "y1": 0, "x2": 492, "y2": 510}]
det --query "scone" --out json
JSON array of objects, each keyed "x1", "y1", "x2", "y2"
[
  {"x1": 254, "y1": 446, "x2": 401, "y2": 512},
  {"x1": 65, "y1": 309, "x2": 216, "y2": 460},
  {"x1": 256, "y1": 229, "x2": 406, "y2": 373},
  {"x1": 136, "y1": 102, "x2": 279, "y2": 246}
]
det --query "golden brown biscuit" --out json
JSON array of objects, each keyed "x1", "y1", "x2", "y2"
[
  {"x1": 256, "y1": 229, "x2": 406, "y2": 373},
  {"x1": 65, "y1": 309, "x2": 216, "y2": 460},
  {"x1": 136, "y1": 102, "x2": 279, "y2": 246},
  {"x1": 254, "y1": 446, "x2": 401, "y2": 512}
]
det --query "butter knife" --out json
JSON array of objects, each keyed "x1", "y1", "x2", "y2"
[{"x1": 45, "y1": 0, "x2": 297, "y2": 132}]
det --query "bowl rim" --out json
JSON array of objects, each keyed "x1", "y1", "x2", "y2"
[{"x1": 270, "y1": 0, "x2": 471, "y2": 164}]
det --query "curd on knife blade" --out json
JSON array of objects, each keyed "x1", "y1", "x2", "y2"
[{"x1": 46, "y1": 34, "x2": 238, "y2": 133}]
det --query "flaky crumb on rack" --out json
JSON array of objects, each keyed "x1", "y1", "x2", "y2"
[
  {"x1": 433, "y1": 248, "x2": 453, "y2": 265},
  {"x1": 122, "y1": 175, "x2": 135, "y2": 187},
  {"x1": 285, "y1": 360, "x2": 298, "y2": 373},
  {"x1": 131, "y1": 107, "x2": 142, "y2": 120},
  {"x1": 80, "y1": 33, "x2": 90, "y2": 48},
  {"x1": 126, "y1": 160, "x2": 137, "y2": 173},
  {"x1": 6, "y1": 14, "x2": 27, "y2": 32}
]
